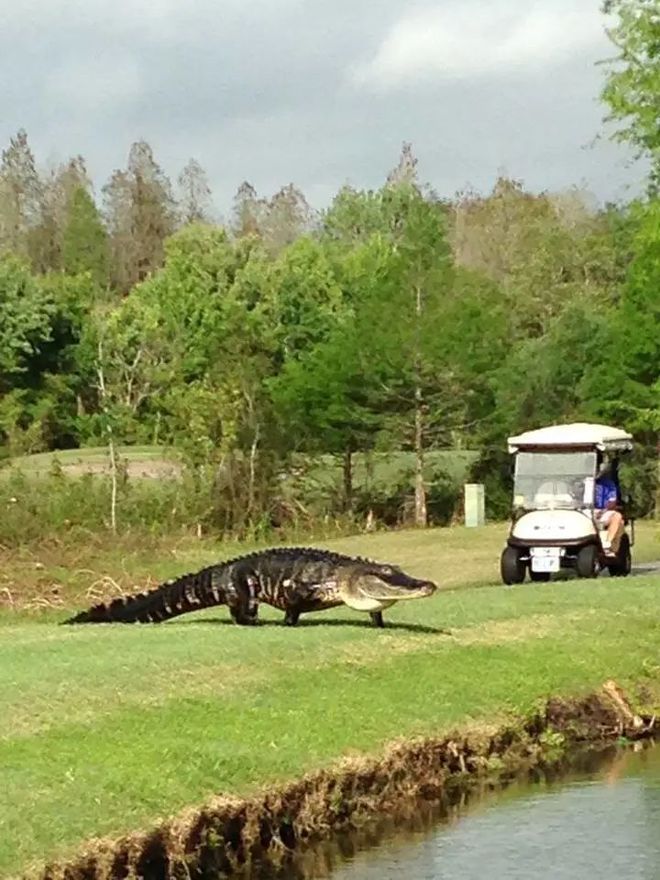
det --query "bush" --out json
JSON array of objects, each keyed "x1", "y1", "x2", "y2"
[
  {"x1": 620, "y1": 445, "x2": 658, "y2": 518},
  {"x1": 0, "y1": 468, "x2": 202, "y2": 545}
]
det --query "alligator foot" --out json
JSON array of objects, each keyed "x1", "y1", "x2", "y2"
[
  {"x1": 284, "y1": 610, "x2": 300, "y2": 626},
  {"x1": 370, "y1": 611, "x2": 385, "y2": 628},
  {"x1": 230, "y1": 609, "x2": 260, "y2": 626}
]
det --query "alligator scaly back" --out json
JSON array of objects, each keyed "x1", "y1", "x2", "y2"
[
  {"x1": 63, "y1": 564, "x2": 225, "y2": 624},
  {"x1": 63, "y1": 546, "x2": 437, "y2": 628}
]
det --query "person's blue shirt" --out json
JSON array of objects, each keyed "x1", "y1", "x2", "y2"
[{"x1": 595, "y1": 476, "x2": 618, "y2": 509}]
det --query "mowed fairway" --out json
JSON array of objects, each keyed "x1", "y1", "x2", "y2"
[{"x1": 1, "y1": 524, "x2": 659, "y2": 876}]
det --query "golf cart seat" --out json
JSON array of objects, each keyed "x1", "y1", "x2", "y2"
[{"x1": 533, "y1": 480, "x2": 573, "y2": 507}]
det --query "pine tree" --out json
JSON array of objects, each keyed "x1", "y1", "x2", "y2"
[
  {"x1": 386, "y1": 141, "x2": 419, "y2": 187},
  {"x1": 177, "y1": 158, "x2": 213, "y2": 225},
  {"x1": 0, "y1": 130, "x2": 42, "y2": 258},
  {"x1": 62, "y1": 187, "x2": 109, "y2": 286},
  {"x1": 263, "y1": 183, "x2": 314, "y2": 253},
  {"x1": 28, "y1": 156, "x2": 92, "y2": 274},
  {"x1": 231, "y1": 181, "x2": 265, "y2": 238},
  {"x1": 103, "y1": 140, "x2": 176, "y2": 291}
]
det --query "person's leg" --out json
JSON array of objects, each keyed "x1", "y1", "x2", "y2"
[{"x1": 607, "y1": 511, "x2": 624, "y2": 554}]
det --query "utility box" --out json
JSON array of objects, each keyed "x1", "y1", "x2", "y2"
[{"x1": 464, "y1": 483, "x2": 485, "y2": 527}]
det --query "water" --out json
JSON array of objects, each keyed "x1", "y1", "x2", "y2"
[{"x1": 305, "y1": 741, "x2": 660, "y2": 880}]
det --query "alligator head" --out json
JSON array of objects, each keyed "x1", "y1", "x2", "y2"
[{"x1": 339, "y1": 559, "x2": 437, "y2": 613}]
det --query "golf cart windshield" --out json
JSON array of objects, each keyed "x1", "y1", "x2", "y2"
[{"x1": 513, "y1": 451, "x2": 597, "y2": 511}]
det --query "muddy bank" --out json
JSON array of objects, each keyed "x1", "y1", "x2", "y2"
[{"x1": 29, "y1": 681, "x2": 657, "y2": 880}]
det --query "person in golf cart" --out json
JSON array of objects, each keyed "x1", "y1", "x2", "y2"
[{"x1": 594, "y1": 459, "x2": 625, "y2": 556}]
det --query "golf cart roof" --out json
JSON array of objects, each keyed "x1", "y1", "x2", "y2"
[{"x1": 507, "y1": 422, "x2": 633, "y2": 454}]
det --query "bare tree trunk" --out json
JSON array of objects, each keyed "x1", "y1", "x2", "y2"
[
  {"x1": 247, "y1": 424, "x2": 260, "y2": 520},
  {"x1": 414, "y1": 384, "x2": 427, "y2": 527},
  {"x1": 243, "y1": 390, "x2": 260, "y2": 525},
  {"x1": 343, "y1": 447, "x2": 353, "y2": 514},
  {"x1": 414, "y1": 284, "x2": 427, "y2": 527},
  {"x1": 96, "y1": 341, "x2": 117, "y2": 535}
]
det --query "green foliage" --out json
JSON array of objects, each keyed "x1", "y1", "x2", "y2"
[
  {"x1": 0, "y1": 108, "x2": 658, "y2": 534},
  {"x1": 601, "y1": 0, "x2": 660, "y2": 187},
  {"x1": 0, "y1": 129, "x2": 41, "y2": 259},
  {"x1": 0, "y1": 467, "x2": 208, "y2": 544},
  {"x1": 62, "y1": 187, "x2": 109, "y2": 286},
  {"x1": 103, "y1": 140, "x2": 177, "y2": 291},
  {"x1": 583, "y1": 198, "x2": 660, "y2": 436},
  {"x1": 0, "y1": 256, "x2": 52, "y2": 382},
  {"x1": 270, "y1": 236, "x2": 346, "y2": 360}
]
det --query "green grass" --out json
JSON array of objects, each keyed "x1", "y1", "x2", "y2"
[
  {"x1": 1, "y1": 524, "x2": 659, "y2": 876},
  {"x1": 2, "y1": 446, "x2": 180, "y2": 480},
  {"x1": 295, "y1": 449, "x2": 477, "y2": 489},
  {"x1": 2, "y1": 445, "x2": 476, "y2": 487},
  {"x1": 7, "y1": 445, "x2": 173, "y2": 470}
]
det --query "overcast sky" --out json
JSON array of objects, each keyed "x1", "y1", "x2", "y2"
[{"x1": 0, "y1": 0, "x2": 646, "y2": 217}]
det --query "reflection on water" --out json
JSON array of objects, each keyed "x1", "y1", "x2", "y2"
[
  {"x1": 256, "y1": 741, "x2": 660, "y2": 880},
  {"x1": 325, "y1": 741, "x2": 660, "y2": 880}
]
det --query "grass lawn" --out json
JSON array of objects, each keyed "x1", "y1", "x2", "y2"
[
  {"x1": 5, "y1": 447, "x2": 476, "y2": 482},
  {"x1": 3, "y1": 446, "x2": 181, "y2": 480},
  {"x1": 1, "y1": 524, "x2": 659, "y2": 876}
]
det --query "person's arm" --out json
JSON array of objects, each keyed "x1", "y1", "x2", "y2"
[{"x1": 605, "y1": 485, "x2": 619, "y2": 510}]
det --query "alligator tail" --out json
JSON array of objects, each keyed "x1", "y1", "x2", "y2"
[{"x1": 62, "y1": 565, "x2": 225, "y2": 624}]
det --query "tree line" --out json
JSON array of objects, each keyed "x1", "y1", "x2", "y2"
[{"x1": 0, "y1": 0, "x2": 658, "y2": 532}]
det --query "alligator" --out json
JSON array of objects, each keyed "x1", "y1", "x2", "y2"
[{"x1": 63, "y1": 546, "x2": 437, "y2": 628}]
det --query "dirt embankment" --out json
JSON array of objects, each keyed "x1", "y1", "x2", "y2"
[{"x1": 29, "y1": 681, "x2": 657, "y2": 880}]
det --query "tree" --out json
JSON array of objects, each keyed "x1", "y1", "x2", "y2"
[
  {"x1": 381, "y1": 165, "x2": 453, "y2": 527},
  {"x1": 28, "y1": 156, "x2": 91, "y2": 274},
  {"x1": 177, "y1": 158, "x2": 213, "y2": 225},
  {"x1": 262, "y1": 184, "x2": 314, "y2": 254},
  {"x1": 62, "y1": 186, "x2": 109, "y2": 287},
  {"x1": 601, "y1": 0, "x2": 660, "y2": 188},
  {"x1": 321, "y1": 185, "x2": 388, "y2": 245},
  {"x1": 271, "y1": 322, "x2": 384, "y2": 513},
  {"x1": 103, "y1": 141, "x2": 176, "y2": 291},
  {"x1": 582, "y1": 199, "x2": 660, "y2": 431},
  {"x1": 268, "y1": 234, "x2": 391, "y2": 512},
  {"x1": 269, "y1": 237, "x2": 346, "y2": 363},
  {"x1": 386, "y1": 141, "x2": 419, "y2": 186},
  {"x1": 452, "y1": 177, "x2": 628, "y2": 338},
  {"x1": 0, "y1": 256, "x2": 52, "y2": 384},
  {"x1": 231, "y1": 181, "x2": 266, "y2": 239},
  {"x1": 0, "y1": 130, "x2": 42, "y2": 259},
  {"x1": 0, "y1": 257, "x2": 54, "y2": 452}
]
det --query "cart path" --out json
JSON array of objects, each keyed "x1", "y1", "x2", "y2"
[{"x1": 631, "y1": 560, "x2": 660, "y2": 576}]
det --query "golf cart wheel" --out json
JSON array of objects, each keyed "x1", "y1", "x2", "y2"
[
  {"x1": 501, "y1": 547, "x2": 526, "y2": 585},
  {"x1": 607, "y1": 533, "x2": 632, "y2": 578},
  {"x1": 576, "y1": 544, "x2": 599, "y2": 578},
  {"x1": 530, "y1": 571, "x2": 551, "y2": 582}
]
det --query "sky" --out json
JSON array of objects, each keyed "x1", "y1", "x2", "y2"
[{"x1": 0, "y1": 0, "x2": 646, "y2": 217}]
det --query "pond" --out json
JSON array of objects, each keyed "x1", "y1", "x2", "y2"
[{"x1": 280, "y1": 740, "x2": 660, "y2": 880}]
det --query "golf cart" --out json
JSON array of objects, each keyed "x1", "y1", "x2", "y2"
[{"x1": 500, "y1": 422, "x2": 634, "y2": 584}]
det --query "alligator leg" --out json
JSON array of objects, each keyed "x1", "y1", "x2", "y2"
[
  {"x1": 284, "y1": 609, "x2": 300, "y2": 626},
  {"x1": 370, "y1": 611, "x2": 385, "y2": 628},
  {"x1": 230, "y1": 606, "x2": 259, "y2": 625}
]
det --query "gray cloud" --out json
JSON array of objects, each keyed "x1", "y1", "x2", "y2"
[{"x1": 0, "y1": 0, "x2": 645, "y2": 218}]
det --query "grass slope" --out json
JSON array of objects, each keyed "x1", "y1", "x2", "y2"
[
  {"x1": 3, "y1": 446, "x2": 475, "y2": 486},
  {"x1": 1, "y1": 526, "x2": 659, "y2": 876}
]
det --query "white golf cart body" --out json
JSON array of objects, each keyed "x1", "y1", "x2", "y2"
[{"x1": 501, "y1": 422, "x2": 634, "y2": 583}]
